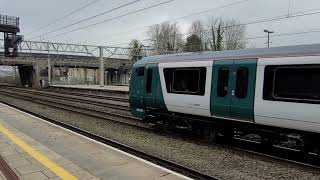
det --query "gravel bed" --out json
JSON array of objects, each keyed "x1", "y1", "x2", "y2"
[
  {"x1": 33, "y1": 89, "x2": 130, "y2": 107},
  {"x1": 0, "y1": 89, "x2": 131, "y2": 116},
  {"x1": 47, "y1": 86, "x2": 129, "y2": 98},
  {"x1": 0, "y1": 94, "x2": 319, "y2": 180}
]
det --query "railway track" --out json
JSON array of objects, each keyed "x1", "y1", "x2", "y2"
[
  {"x1": 0, "y1": 87, "x2": 147, "y2": 128},
  {"x1": 44, "y1": 88, "x2": 129, "y2": 102},
  {"x1": 0, "y1": 88, "x2": 217, "y2": 180},
  {"x1": 0, "y1": 86, "x2": 319, "y2": 177},
  {"x1": 4, "y1": 86, "x2": 129, "y2": 112}
]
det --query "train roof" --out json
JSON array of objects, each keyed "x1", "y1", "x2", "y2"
[{"x1": 136, "y1": 43, "x2": 320, "y2": 64}]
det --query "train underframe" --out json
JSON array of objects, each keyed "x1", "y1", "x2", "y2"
[{"x1": 144, "y1": 108, "x2": 320, "y2": 156}]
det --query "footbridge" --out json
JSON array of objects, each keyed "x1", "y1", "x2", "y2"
[{"x1": 0, "y1": 39, "x2": 174, "y2": 87}]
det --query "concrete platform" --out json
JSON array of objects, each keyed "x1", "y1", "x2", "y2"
[
  {"x1": 50, "y1": 85, "x2": 129, "y2": 92},
  {"x1": 0, "y1": 103, "x2": 189, "y2": 180}
]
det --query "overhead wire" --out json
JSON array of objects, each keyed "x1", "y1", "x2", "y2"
[
  {"x1": 24, "y1": 0, "x2": 320, "y2": 49},
  {"x1": 41, "y1": 0, "x2": 176, "y2": 41},
  {"x1": 247, "y1": 29, "x2": 320, "y2": 40},
  {"x1": 98, "y1": 0, "x2": 249, "y2": 43},
  {"x1": 25, "y1": 0, "x2": 101, "y2": 36},
  {"x1": 122, "y1": 28, "x2": 320, "y2": 51},
  {"x1": 27, "y1": 0, "x2": 144, "y2": 40},
  {"x1": 106, "y1": 7, "x2": 320, "y2": 47}
]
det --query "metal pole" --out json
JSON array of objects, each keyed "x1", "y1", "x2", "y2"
[
  {"x1": 264, "y1": 29, "x2": 274, "y2": 48},
  {"x1": 12, "y1": 66, "x2": 16, "y2": 82},
  {"x1": 99, "y1": 46, "x2": 104, "y2": 87},
  {"x1": 47, "y1": 41, "x2": 51, "y2": 85},
  {"x1": 267, "y1": 33, "x2": 270, "y2": 48}
]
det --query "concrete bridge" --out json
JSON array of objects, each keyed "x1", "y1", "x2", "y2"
[
  {"x1": 0, "y1": 39, "x2": 174, "y2": 87},
  {"x1": 0, "y1": 52, "x2": 133, "y2": 87},
  {"x1": 0, "y1": 52, "x2": 132, "y2": 69}
]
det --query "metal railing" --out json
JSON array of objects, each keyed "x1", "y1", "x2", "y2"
[
  {"x1": 0, "y1": 14, "x2": 19, "y2": 27},
  {"x1": 0, "y1": 39, "x2": 176, "y2": 59}
]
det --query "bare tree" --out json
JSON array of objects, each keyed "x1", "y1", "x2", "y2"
[
  {"x1": 148, "y1": 22, "x2": 184, "y2": 52},
  {"x1": 206, "y1": 17, "x2": 225, "y2": 51},
  {"x1": 205, "y1": 17, "x2": 246, "y2": 51},
  {"x1": 189, "y1": 20, "x2": 207, "y2": 51},
  {"x1": 223, "y1": 19, "x2": 246, "y2": 50}
]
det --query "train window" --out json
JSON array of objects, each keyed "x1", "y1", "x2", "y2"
[
  {"x1": 235, "y1": 67, "x2": 248, "y2": 98},
  {"x1": 136, "y1": 67, "x2": 145, "y2": 76},
  {"x1": 163, "y1": 67, "x2": 206, "y2": 95},
  {"x1": 146, "y1": 68, "x2": 153, "y2": 93},
  {"x1": 173, "y1": 69, "x2": 200, "y2": 93},
  {"x1": 217, "y1": 68, "x2": 229, "y2": 97},
  {"x1": 163, "y1": 68, "x2": 172, "y2": 92},
  {"x1": 263, "y1": 65, "x2": 320, "y2": 103}
]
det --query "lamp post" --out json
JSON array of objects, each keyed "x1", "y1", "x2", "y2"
[{"x1": 264, "y1": 29, "x2": 274, "y2": 48}]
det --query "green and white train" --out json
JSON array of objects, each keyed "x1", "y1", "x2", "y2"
[{"x1": 129, "y1": 43, "x2": 320, "y2": 151}]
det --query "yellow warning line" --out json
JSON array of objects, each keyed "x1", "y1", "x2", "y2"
[{"x1": 0, "y1": 123, "x2": 77, "y2": 180}]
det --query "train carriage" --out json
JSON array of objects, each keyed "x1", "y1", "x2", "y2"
[{"x1": 129, "y1": 43, "x2": 320, "y2": 152}]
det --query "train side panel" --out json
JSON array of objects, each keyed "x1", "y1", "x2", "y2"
[
  {"x1": 158, "y1": 61, "x2": 213, "y2": 117},
  {"x1": 254, "y1": 56, "x2": 320, "y2": 133}
]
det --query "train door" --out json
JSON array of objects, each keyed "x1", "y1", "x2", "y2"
[
  {"x1": 211, "y1": 60, "x2": 233, "y2": 117},
  {"x1": 231, "y1": 59, "x2": 257, "y2": 120},
  {"x1": 211, "y1": 59, "x2": 257, "y2": 121},
  {"x1": 143, "y1": 63, "x2": 157, "y2": 107}
]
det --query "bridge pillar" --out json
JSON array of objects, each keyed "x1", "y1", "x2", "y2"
[
  {"x1": 17, "y1": 63, "x2": 47, "y2": 88},
  {"x1": 84, "y1": 68, "x2": 88, "y2": 84},
  {"x1": 17, "y1": 65, "x2": 33, "y2": 87},
  {"x1": 33, "y1": 63, "x2": 48, "y2": 88},
  {"x1": 93, "y1": 69, "x2": 97, "y2": 84},
  {"x1": 99, "y1": 47, "x2": 104, "y2": 87}
]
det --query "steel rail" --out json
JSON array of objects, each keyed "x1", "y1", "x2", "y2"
[
  {"x1": 45, "y1": 89, "x2": 128, "y2": 102},
  {"x1": 0, "y1": 86, "x2": 319, "y2": 172},
  {"x1": 0, "y1": 89, "x2": 148, "y2": 128},
  {"x1": 4, "y1": 87, "x2": 129, "y2": 111},
  {"x1": 0, "y1": 92, "x2": 217, "y2": 180}
]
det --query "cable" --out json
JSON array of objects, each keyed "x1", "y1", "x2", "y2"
[
  {"x1": 106, "y1": 8, "x2": 320, "y2": 47},
  {"x1": 25, "y1": 0, "x2": 101, "y2": 36},
  {"x1": 4, "y1": 28, "x2": 320, "y2": 51},
  {"x1": 99, "y1": 0, "x2": 249, "y2": 43},
  {"x1": 169, "y1": 0, "x2": 249, "y2": 22},
  {"x1": 122, "y1": 28, "x2": 320, "y2": 51},
  {"x1": 104, "y1": 0, "x2": 320, "y2": 45},
  {"x1": 42, "y1": 0, "x2": 176, "y2": 41},
  {"x1": 247, "y1": 29, "x2": 320, "y2": 40},
  {"x1": 168, "y1": 29, "x2": 320, "y2": 49},
  {"x1": 28, "y1": 0, "x2": 143, "y2": 40}
]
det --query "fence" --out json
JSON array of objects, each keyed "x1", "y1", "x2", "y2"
[{"x1": 0, "y1": 14, "x2": 19, "y2": 28}]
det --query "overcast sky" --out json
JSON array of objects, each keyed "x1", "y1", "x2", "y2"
[{"x1": 1, "y1": 0, "x2": 320, "y2": 48}]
